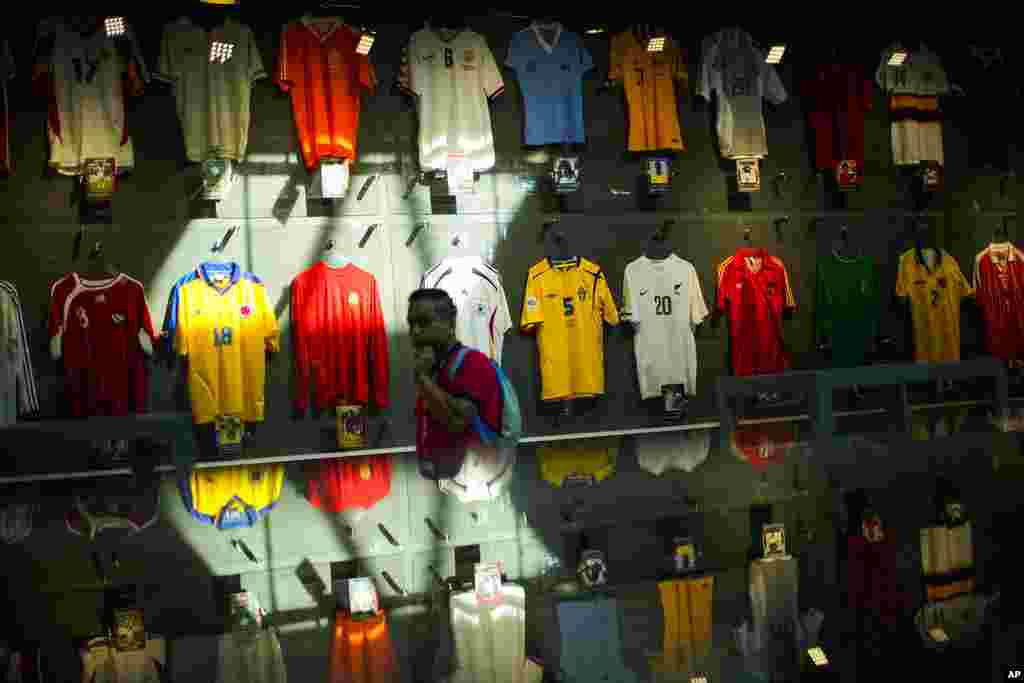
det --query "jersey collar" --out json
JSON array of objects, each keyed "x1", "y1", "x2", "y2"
[
  {"x1": 198, "y1": 261, "x2": 241, "y2": 292},
  {"x1": 914, "y1": 245, "x2": 943, "y2": 273},
  {"x1": 300, "y1": 15, "x2": 344, "y2": 42},
  {"x1": 531, "y1": 22, "x2": 562, "y2": 54}
]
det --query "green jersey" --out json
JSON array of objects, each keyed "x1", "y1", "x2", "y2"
[{"x1": 815, "y1": 253, "x2": 879, "y2": 368}]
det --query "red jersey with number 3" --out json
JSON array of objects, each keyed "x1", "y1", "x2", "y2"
[
  {"x1": 48, "y1": 273, "x2": 155, "y2": 417},
  {"x1": 973, "y1": 243, "x2": 1024, "y2": 362},
  {"x1": 717, "y1": 249, "x2": 796, "y2": 376}
]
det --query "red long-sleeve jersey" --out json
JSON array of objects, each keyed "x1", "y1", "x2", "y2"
[{"x1": 291, "y1": 262, "x2": 389, "y2": 413}]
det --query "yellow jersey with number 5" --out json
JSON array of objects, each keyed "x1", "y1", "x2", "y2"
[
  {"x1": 173, "y1": 263, "x2": 280, "y2": 424},
  {"x1": 521, "y1": 258, "x2": 619, "y2": 401}
]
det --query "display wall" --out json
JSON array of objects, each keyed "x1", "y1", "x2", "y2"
[{"x1": 1, "y1": 11, "x2": 1021, "y2": 683}]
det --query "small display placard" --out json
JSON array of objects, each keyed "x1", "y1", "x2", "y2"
[
  {"x1": 336, "y1": 404, "x2": 367, "y2": 449},
  {"x1": 762, "y1": 523, "x2": 787, "y2": 558},
  {"x1": 83, "y1": 158, "x2": 116, "y2": 202},
  {"x1": 112, "y1": 608, "x2": 146, "y2": 652},
  {"x1": 474, "y1": 562, "x2": 503, "y2": 605}
]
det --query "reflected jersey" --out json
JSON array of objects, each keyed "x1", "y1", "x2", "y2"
[
  {"x1": 420, "y1": 256, "x2": 512, "y2": 363},
  {"x1": 276, "y1": 17, "x2": 376, "y2": 169},
  {"x1": 307, "y1": 455, "x2": 392, "y2": 512},
  {"x1": 895, "y1": 248, "x2": 972, "y2": 362},
  {"x1": 609, "y1": 31, "x2": 687, "y2": 152},
  {"x1": 398, "y1": 28, "x2": 504, "y2": 172},
  {"x1": 521, "y1": 258, "x2": 619, "y2": 401},
  {"x1": 181, "y1": 463, "x2": 284, "y2": 530},
  {"x1": 505, "y1": 24, "x2": 592, "y2": 145},
  {"x1": 623, "y1": 254, "x2": 708, "y2": 398},
  {"x1": 538, "y1": 438, "x2": 618, "y2": 487},
  {"x1": 170, "y1": 262, "x2": 280, "y2": 424}
]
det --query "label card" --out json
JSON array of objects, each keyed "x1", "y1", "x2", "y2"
[
  {"x1": 737, "y1": 158, "x2": 761, "y2": 192},
  {"x1": 762, "y1": 523, "x2": 787, "y2": 558},
  {"x1": 112, "y1": 608, "x2": 146, "y2": 652},
  {"x1": 474, "y1": 562, "x2": 503, "y2": 605},
  {"x1": 336, "y1": 404, "x2": 367, "y2": 449}
]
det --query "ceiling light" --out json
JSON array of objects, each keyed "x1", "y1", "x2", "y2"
[
  {"x1": 888, "y1": 49, "x2": 908, "y2": 66},
  {"x1": 765, "y1": 45, "x2": 786, "y2": 64},
  {"x1": 356, "y1": 31, "x2": 376, "y2": 56},
  {"x1": 104, "y1": 17, "x2": 126, "y2": 37},
  {"x1": 647, "y1": 36, "x2": 666, "y2": 53},
  {"x1": 584, "y1": 26, "x2": 606, "y2": 35},
  {"x1": 209, "y1": 41, "x2": 235, "y2": 64}
]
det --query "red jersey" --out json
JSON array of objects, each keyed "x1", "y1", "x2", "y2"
[
  {"x1": 973, "y1": 242, "x2": 1024, "y2": 362},
  {"x1": 802, "y1": 62, "x2": 873, "y2": 172},
  {"x1": 307, "y1": 455, "x2": 392, "y2": 512},
  {"x1": 291, "y1": 261, "x2": 389, "y2": 413},
  {"x1": 717, "y1": 249, "x2": 796, "y2": 376},
  {"x1": 48, "y1": 273, "x2": 156, "y2": 417},
  {"x1": 276, "y1": 17, "x2": 376, "y2": 170},
  {"x1": 847, "y1": 535, "x2": 907, "y2": 626},
  {"x1": 730, "y1": 423, "x2": 793, "y2": 469},
  {"x1": 416, "y1": 344, "x2": 502, "y2": 480}
]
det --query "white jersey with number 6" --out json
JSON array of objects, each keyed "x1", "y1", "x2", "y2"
[{"x1": 623, "y1": 254, "x2": 708, "y2": 399}]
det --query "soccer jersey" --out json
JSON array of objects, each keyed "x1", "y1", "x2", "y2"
[
  {"x1": 0, "y1": 503, "x2": 34, "y2": 544},
  {"x1": 398, "y1": 27, "x2": 504, "y2": 172},
  {"x1": 505, "y1": 23, "x2": 592, "y2": 145},
  {"x1": 171, "y1": 262, "x2": 280, "y2": 424},
  {"x1": 329, "y1": 611, "x2": 397, "y2": 683},
  {"x1": 608, "y1": 29, "x2": 687, "y2": 152},
  {"x1": 81, "y1": 636, "x2": 166, "y2": 683},
  {"x1": 0, "y1": 281, "x2": 39, "y2": 426},
  {"x1": 623, "y1": 254, "x2": 708, "y2": 399},
  {"x1": 895, "y1": 248, "x2": 972, "y2": 363},
  {"x1": 307, "y1": 455, "x2": 392, "y2": 512},
  {"x1": 155, "y1": 16, "x2": 267, "y2": 161},
  {"x1": 973, "y1": 242, "x2": 1024, "y2": 362},
  {"x1": 66, "y1": 474, "x2": 160, "y2": 539},
  {"x1": 815, "y1": 253, "x2": 879, "y2": 368},
  {"x1": 537, "y1": 438, "x2": 618, "y2": 487},
  {"x1": 717, "y1": 249, "x2": 796, "y2": 376},
  {"x1": 290, "y1": 261, "x2": 389, "y2": 413},
  {"x1": 1, "y1": 38, "x2": 13, "y2": 174},
  {"x1": 699, "y1": 27, "x2": 787, "y2": 159},
  {"x1": 181, "y1": 463, "x2": 284, "y2": 529},
  {"x1": 876, "y1": 43, "x2": 950, "y2": 166},
  {"x1": 802, "y1": 63, "x2": 873, "y2": 173},
  {"x1": 730, "y1": 424, "x2": 793, "y2": 469},
  {"x1": 416, "y1": 343, "x2": 502, "y2": 481},
  {"x1": 449, "y1": 586, "x2": 526, "y2": 683},
  {"x1": 32, "y1": 16, "x2": 148, "y2": 175},
  {"x1": 276, "y1": 17, "x2": 376, "y2": 169},
  {"x1": 420, "y1": 256, "x2": 512, "y2": 363},
  {"x1": 48, "y1": 273, "x2": 156, "y2": 417},
  {"x1": 636, "y1": 430, "x2": 710, "y2": 474},
  {"x1": 216, "y1": 630, "x2": 286, "y2": 683},
  {"x1": 438, "y1": 446, "x2": 516, "y2": 503},
  {"x1": 521, "y1": 257, "x2": 620, "y2": 401}
]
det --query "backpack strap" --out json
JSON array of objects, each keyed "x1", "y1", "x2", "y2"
[{"x1": 447, "y1": 346, "x2": 472, "y2": 384}]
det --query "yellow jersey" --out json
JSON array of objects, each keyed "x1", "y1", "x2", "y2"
[
  {"x1": 609, "y1": 30, "x2": 688, "y2": 152},
  {"x1": 538, "y1": 438, "x2": 619, "y2": 487},
  {"x1": 174, "y1": 263, "x2": 280, "y2": 424},
  {"x1": 521, "y1": 258, "x2": 619, "y2": 401},
  {"x1": 182, "y1": 463, "x2": 284, "y2": 529},
  {"x1": 895, "y1": 248, "x2": 972, "y2": 362}
]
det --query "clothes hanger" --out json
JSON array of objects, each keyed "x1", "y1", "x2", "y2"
[
  {"x1": 82, "y1": 242, "x2": 117, "y2": 280},
  {"x1": 644, "y1": 220, "x2": 674, "y2": 260},
  {"x1": 833, "y1": 225, "x2": 855, "y2": 260},
  {"x1": 322, "y1": 236, "x2": 351, "y2": 268}
]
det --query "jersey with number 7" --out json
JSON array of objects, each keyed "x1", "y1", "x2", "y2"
[{"x1": 520, "y1": 258, "x2": 619, "y2": 401}]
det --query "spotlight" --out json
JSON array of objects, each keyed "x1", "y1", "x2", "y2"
[
  {"x1": 766, "y1": 45, "x2": 786, "y2": 64},
  {"x1": 210, "y1": 41, "x2": 235, "y2": 64},
  {"x1": 888, "y1": 48, "x2": 908, "y2": 66},
  {"x1": 356, "y1": 31, "x2": 376, "y2": 56},
  {"x1": 647, "y1": 36, "x2": 666, "y2": 53},
  {"x1": 104, "y1": 17, "x2": 125, "y2": 37}
]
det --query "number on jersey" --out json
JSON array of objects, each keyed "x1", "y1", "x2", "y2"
[
  {"x1": 213, "y1": 326, "x2": 234, "y2": 346},
  {"x1": 655, "y1": 295, "x2": 672, "y2": 316},
  {"x1": 562, "y1": 297, "x2": 575, "y2": 317}
]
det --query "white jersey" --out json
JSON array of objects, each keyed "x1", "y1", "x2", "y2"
[
  {"x1": 636, "y1": 430, "x2": 711, "y2": 474},
  {"x1": 449, "y1": 585, "x2": 525, "y2": 683},
  {"x1": 438, "y1": 446, "x2": 516, "y2": 503},
  {"x1": 216, "y1": 630, "x2": 286, "y2": 683},
  {"x1": 420, "y1": 256, "x2": 512, "y2": 363},
  {"x1": 399, "y1": 27, "x2": 504, "y2": 172},
  {"x1": 33, "y1": 17, "x2": 148, "y2": 175},
  {"x1": 0, "y1": 281, "x2": 39, "y2": 427},
  {"x1": 81, "y1": 637, "x2": 166, "y2": 683},
  {"x1": 155, "y1": 17, "x2": 267, "y2": 162},
  {"x1": 622, "y1": 254, "x2": 708, "y2": 399}
]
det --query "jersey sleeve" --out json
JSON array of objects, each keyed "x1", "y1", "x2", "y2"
[
  {"x1": 716, "y1": 258, "x2": 733, "y2": 312},
  {"x1": 358, "y1": 49, "x2": 377, "y2": 94},
  {"x1": 621, "y1": 266, "x2": 636, "y2": 324},
  {"x1": 173, "y1": 286, "x2": 191, "y2": 357},
  {"x1": 257, "y1": 284, "x2": 280, "y2": 353},
  {"x1": 136, "y1": 284, "x2": 157, "y2": 342},
  {"x1": 697, "y1": 35, "x2": 716, "y2": 100},
  {"x1": 0, "y1": 289, "x2": 17, "y2": 357},
  {"x1": 245, "y1": 26, "x2": 268, "y2": 85},
  {"x1": 31, "y1": 18, "x2": 57, "y2": 98},
  {"x1": 952, "y1": 257, "x2": 973, "y2": 300},
  {"x1": 520, "y1": 273, "x2": 544, "y2": 331},
  {"x1": 505, "y1": 32, "x2": 525, "y2": 72},
  {"x1": 397, "y1": 37, "x2": 416, "y2": 97},
  {"x1": 672, "y1": 40, "x2": 688, "y2": 88},
  {"x1": 290, "y1": 277, "x2": 311, "y2": 412},
  {"x1": 494, "y1": 282, "x2": 513, "y2": 339},
  {"x1": 895, "y1": 256, "x2": 911, "y2": 298},
  {"x1": 761, "y1": 61, "x2": 787, "y2": 104},
  {"x1": 688, "y1": 263, "x2": 709, "y2": 326},
  {"x1": 779, "y1": 260, "x2": 797, "y2": 310},
  {"x1": 124, "y1": 25, "x2": 149, "y2": 96},
  {"x1": 275, "y1": 24, "x2": 293, "y2": 92},
  {"x1": 154, "y1": 23, "x2": 178, "y2": 84},
  {"x1": 597, "y1": 273, "x2": 620, "y2": 325},
  {"x1": 578, "y1": 37, "x2": 595, "y2": 75},
  {"x1": 457, "y1": 350, "x2": 502, "y2": 433},
  {"x1": 369, "y1": 275, "x2": 390, "y2": 408},
  {"x1": 479, "y1": 37, "x2": 505, "y2": 100}
]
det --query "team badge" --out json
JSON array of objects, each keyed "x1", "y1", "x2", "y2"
[
  {"x1": 475, "y1": 300, "x2": 488, "y2": 315},
  {"x1": 766, "y1": 283, "x2": 777, "y2": 296},
  {"x1": 463, "y1": 49, "x2": 475, "y2": 62},
  {"x1": 250, "y1": 470, "x2": 263, "y2": 483},
  {"x1": 348, "y1": 292, "x2": 360, "y2": 306},
  {"x1": 674, "y1": 283, "x2": 682, "y2": 294},
  {"x1": 577, "y1": 286, "x2": 587, "y2": 302},
  {"x1": 95, "y1": 294, "x2": 106, "y2": 304},
  {"x1": 937, "y1": 277, "x2": 948, "y2": 289},
  {"x1": 240, "y1": 305, "x2": 252, "y2": 318},
  {"x1": 526, "y1": 296, "x2": 538, "y2": 309},
  {"x1": 111, "y1": 313, "x2": 125, "y2": 325}
]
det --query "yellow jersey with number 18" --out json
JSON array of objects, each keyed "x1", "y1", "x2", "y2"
[
  {"x1": 521, "y1": 258, "x2": 619, "y2": 401},
  {"x1": 174, "y1": 263, "x2": 280, "y2": 424}
]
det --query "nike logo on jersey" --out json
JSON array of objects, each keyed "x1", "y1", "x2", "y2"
[
  {"x1": 674, "y1": 283, "x2": 682, "y2": 293},
  {"x1": 639, "y1": 290, "x2": 648, "y2": 296}
]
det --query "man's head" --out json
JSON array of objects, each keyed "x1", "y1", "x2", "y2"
[{"x1": 408, "y1": 288, "x2": 458, "y2": 352}]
